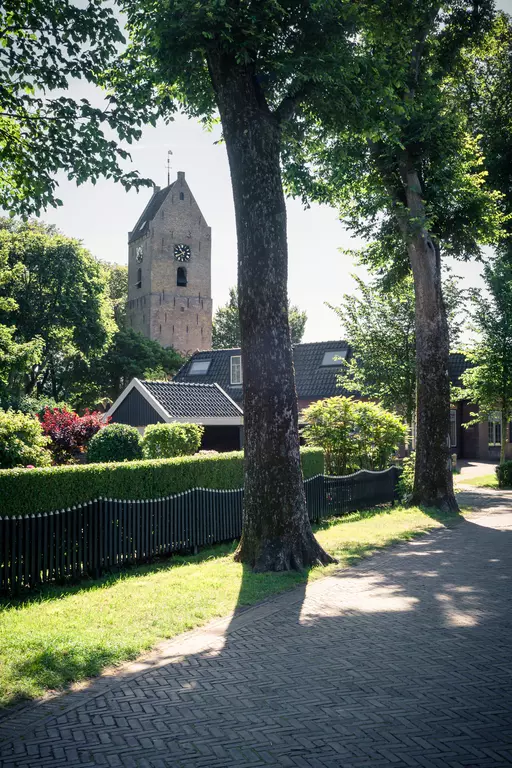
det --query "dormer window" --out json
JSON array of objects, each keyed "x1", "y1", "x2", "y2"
[
  {"x1": 189, "y1": 360, "x2": 211, "y2": 375},
  {"x1": 230, "y1": 355, "x2": 242, "y2": 385},
  {"x1": 177, "y1": 267, "x2": 187, "y2": 287},
  {"x1": 136, "y1": 267, "x2": 142, "y2": 289},
  {"x1": 321, "y1": 350, "x2": 347, "y2": 366}
]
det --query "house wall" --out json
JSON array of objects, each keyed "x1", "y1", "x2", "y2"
[{"x1": 109, "y1": 388, "x2": 164, "y2": 428}]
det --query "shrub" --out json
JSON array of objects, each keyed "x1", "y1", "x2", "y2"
[
  {"x1": 39, "y1": 407, "x2": 106, "y2": 463},
  {"x1": 496, "y1": 460, "x2": 512, "y2": 488},
  {"x1": 0, "y1": 446, "x2": 323, "y2": 516},
  {"x1": 142, "y1": 422, "x2": 204, "y2": 459},
  {"x1": 87, "y1": 423, "x2": 143, "y2": 463},
  {"x1": 397, "y1": 452, "x2": 415, "y2": 501},
  {"x1": 0, "y1": 410, "x2": 52, "y2": 469},
  {"x1": 301, "y1": 396, "x2": 408, "y2": 474},
  {"x1": 0, "y1": 395, "x2": 70, "y2": 418}
]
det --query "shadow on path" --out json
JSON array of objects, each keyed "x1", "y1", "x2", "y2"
[{"x1": 1, "y1": 508, "x2": 512, "y2": 767}]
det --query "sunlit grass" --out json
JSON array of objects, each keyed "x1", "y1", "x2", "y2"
[
  {"x1": 0, "y1": 505, "x2": 451, "y2": 708},
  {"x1": 460, "y1": 474, "x2": 499, "y2": 489}
]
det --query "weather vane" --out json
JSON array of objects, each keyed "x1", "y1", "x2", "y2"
[{"x1": 167, "y1": 149, "x2": 173, "y2": 186}]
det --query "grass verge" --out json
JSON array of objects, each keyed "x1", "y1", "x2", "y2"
[
  {"x1": 460, "y1": 474, "x2": 499, "y2": 489},
  {"x1": 0, "y1": 505, "x2": 455, "y2": 709}
]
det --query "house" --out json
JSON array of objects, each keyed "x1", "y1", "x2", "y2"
[
  {"x1": 107, "y1": 378, "x2": 244, "y2": 451},
  {"x1": 175, "y1": 342, "x2": 509, "y2": 462}
]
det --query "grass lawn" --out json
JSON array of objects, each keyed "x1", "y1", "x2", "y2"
[
  {"x1": 0, "y1": 505, "x2": 457, "y2": 709},
  {"x1": 460, "y1": 474, "x2": 499, "y2": 488}
]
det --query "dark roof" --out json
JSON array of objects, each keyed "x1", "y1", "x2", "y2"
[
  {"x1": 448, "y1": 353, "x2": 471, "y2": 388},
  {"x1": 141, "y1": 380, "x2": 243, "y2": 419},
  {"x1": 174, "y1": 342, "x2": 471, "y2": 403},
  {"x1": 174, "y1": 341, "x2": 353, "y2": 402},
  {"x1": 128, "y1": 184, "x2": 175, "y2": 244}
]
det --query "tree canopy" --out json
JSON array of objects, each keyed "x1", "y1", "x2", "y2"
[
  {"x1": 212, "y1": 287, "x2": 307, "y2": 349},
  {"x1": 456, "y1": 257, "x2": 512, "y2": 465}
]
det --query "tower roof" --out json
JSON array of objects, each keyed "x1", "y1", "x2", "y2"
[{"x1": 128, "y1": 182, "x2": 175, "y2": 244}]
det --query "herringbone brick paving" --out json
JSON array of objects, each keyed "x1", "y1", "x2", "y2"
[{"x1": 1, "y1": 499, "x2": 512, "y2": 767}]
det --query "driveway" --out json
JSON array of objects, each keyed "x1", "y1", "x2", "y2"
[{"x1": 1, "y1": 497, "x2": 511, "y2": 767}]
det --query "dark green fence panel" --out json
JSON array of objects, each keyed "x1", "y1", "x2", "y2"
[{"x1": 0, "y1": 468, "x2": 399, "y2": 593}]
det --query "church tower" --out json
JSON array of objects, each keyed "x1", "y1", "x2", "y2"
[{"x1": 127, "y1": 171, "x2": 212, "y2": 356}]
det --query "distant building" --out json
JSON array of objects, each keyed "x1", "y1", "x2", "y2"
[{"x1": 127, "y1": 171, "x2": 213, "y2": 355}]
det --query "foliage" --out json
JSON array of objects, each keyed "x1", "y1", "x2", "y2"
[
  {"x1": 0, "y1": 447, "x2": 324, "y2": 517},
  {"x1": 39, "y1": 407, "x2": 106, "y2": 464},
  {"x1": 331, "y1": 273, "x2": 467, "y2": 424},
  {"x1": 0, "y1": 219, "x2": 115, "y2": 400},
  {"x1": 73, "y1": 329, "x2": 183, "y2": 408},
  {"x1": 0, "y1": 504, "x2": 436, "y2": 708},
  {"x1": 455, "y1": 257, "x2": 512, "y2": 464},
  {"x1": 397, "y1": 453, "x2": 415, "y2": 502},
  {"x1": 0, "y1": 0, "x2": 151, "y2": 216},
  {"x1": 0, "y1": 410, "x2": 51, "y2": 469},
  {"x1": 301, "y1": 397, "x2": 407, "y2": 475},
  {"x1": 212, "y1": 287, "x2": 307, "y2": 349},
  {"x1": 103, "y1": 262, "x2": 128, "y2": 328},
  {"x1": 87, "y1": 423, "x2": 143, "y2": 464},
  {"x1": 496, "y1": 461, "x2": 512, "y2": 489},
  {"x1": 142, "y1": 423, "x2": 204, "y2": 459},
  {"x1": 0, "y1": 394, "x2": 66, "y2": 417}
]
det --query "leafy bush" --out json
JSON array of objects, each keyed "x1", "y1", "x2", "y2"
[
  {"x1": 397, "y1": 452, "x2": 415, "y2": 501},
  {"x1": 142, "y1": 422, "x2": 204, "y2": 459},
  {"x1": 0, "y1": 446, "x2": 323, "y2": 516},
  {"x1": 39, "y1": 407, "x2": 106, "y2": 463},
  {"x1": 0, "y1": 410, "x2": 52, "y2": 469},
  {"x1": 0, "y1": 395, "x2": 70, "y2": 418},
  {"x1": 87, "y1": 423, "x2": 143, "y2": 463},
  {"x1": 302, "y1": 396, "x2": 408, "y2": 475},
  {"x1": 496, "y1": 460, "x2": 512, "y2": 488}
]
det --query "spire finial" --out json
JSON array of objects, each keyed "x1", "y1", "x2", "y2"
[{"x1": 167, "y1": 150, "x2": 173, "y2": 186}]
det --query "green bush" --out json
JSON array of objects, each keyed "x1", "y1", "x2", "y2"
[
  {"x1": 496, "y1": 460, "x2": 512, "y2": 488},
  {"x1": 0, "y1": 410, "x2": 52, "y2": 469},
  {"x1": 87, "y1": 423, "x2": 143, "y2": 464},
  {"x1": 142, "y1": 422, "x2": 204, "y2": 459},
  {"x1": 397, "y1": 452, "x2": 415, "y2": 501},
  {"x1": 302, "y1": 396, "x2": 408, "y2": 474},
  {"x1": 0, "y1": 446, "x2": 323, "y2": 516}
]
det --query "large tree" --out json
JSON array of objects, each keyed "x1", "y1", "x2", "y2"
[
  {"x1": 331, "y1": 272, "x2": 466, "y2": 427},
  {"x1": 0, "y1": 220, "x2": 114, "y2": 399},
  {"x1": 213, "y1": 287, "x2": 307, "y2": 349},
  {"x1": 285, "y1": 0, "x2": 504, "y2": 511},
  {"x1": 0, "y1": 0, "x2": 151, "y2": 215},
  {"x1": 457, "y1": 258, "x2": 512, "y2": 466},
  {"x1": 108, "y1": 0, "x2": 362, "y2": 570}
]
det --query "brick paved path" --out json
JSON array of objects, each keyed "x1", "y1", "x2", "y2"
[{"x1": 1, "y1": 503, "x2": 512, "y2": 768}]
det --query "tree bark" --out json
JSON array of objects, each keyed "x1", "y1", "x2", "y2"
[
  {"x1": 207, "y1": 52, "x2": 334, "y2": 571},
  {"x1": 398, "y1": 153, "x2": 458, "y2": 512}
]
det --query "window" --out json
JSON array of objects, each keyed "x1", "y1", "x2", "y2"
[
  {"x1": 136, "y1": 267, "x2": 142, "y2": 289},
  {"x1": 230, "y1": 355, "x2": 242, "y2": 385},
  {"x1": 179, "y1": 191, "x2": 184, "y2": 200},
  {"x1": 177, "y1": 267, "x2": 187, "y2": 287},
  {"x1": 189, "y1": 360, "x2": 211, "y2": 375},
  {"x1": 321, "y1": 350, "x2": 348, "y2": 366},
  {"x1": 488, "y1": 411, "x2": 502, "y2": 446},
  {"x1": 450, "y1": 409, "x2": 457, "y2": 447}
]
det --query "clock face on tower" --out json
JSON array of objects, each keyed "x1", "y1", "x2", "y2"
[
  {"x1": 174, "y1": 243, "x2": 191, "y2": 262},
  {"x1": 136, "y1": 246, "x2": 143, "y2": 263}
]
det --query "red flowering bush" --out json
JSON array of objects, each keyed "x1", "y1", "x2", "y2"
[{"x1": 39, "y1": 407, "x2": 108, "y2": 464}]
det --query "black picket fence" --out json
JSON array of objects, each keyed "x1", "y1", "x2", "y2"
[{"x1": 0, "y1": 467, "x2": 399, "y2": 593}]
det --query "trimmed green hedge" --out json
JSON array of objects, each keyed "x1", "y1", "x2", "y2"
[{"x1": 0, "y1": 447, "x2": 324, "y2": 517}]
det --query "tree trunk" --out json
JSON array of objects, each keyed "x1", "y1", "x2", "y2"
[
  {"x1": 398, "y1": 153, "x2": 458, "y2": 512},
  {"x1": 207, "y1": 53, "x2": 334, "y2": 571}
]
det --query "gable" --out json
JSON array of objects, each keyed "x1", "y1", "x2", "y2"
[{"x1": 109, "y1": 387, "x2": 164, "y2": 427}]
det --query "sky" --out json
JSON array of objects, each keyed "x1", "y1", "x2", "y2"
[{"x1": 40, "y1": 0, "x2": 512, "y2": 344}]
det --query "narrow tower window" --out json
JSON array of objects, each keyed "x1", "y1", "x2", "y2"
[
  {"x1": 136, "y1": 268, "x2": 142, "y2": 289},
  {"x1": 179, "y1": 191, "x2": 184, "y2": 200},
  {"x1": 177, "y1": 267, "x2": 187, "y2": 287}
]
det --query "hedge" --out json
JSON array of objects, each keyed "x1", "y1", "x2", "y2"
[{"x1": 0, "y1": 447, "x2": 324, "y2": 517}]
